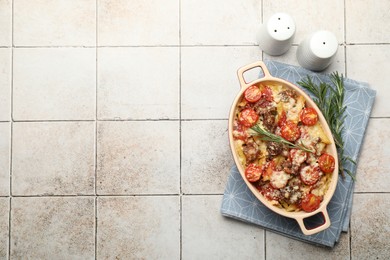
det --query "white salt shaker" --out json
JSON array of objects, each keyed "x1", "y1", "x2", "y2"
[
  {"x1": 256, "y1": 13, "x2": 295, "y2": 56},
  {"x1": 297, "y1": 30, "x2": 338, "y2": 71}
]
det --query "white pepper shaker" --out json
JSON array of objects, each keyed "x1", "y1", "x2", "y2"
[
  {"x1": 297, "y1": 30, "x2": 338, "y2": 71},
  {"x1": 256, "y1": 13, "x2": 296, "y2": 56}
]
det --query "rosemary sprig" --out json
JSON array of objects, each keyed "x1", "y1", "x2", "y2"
[
  {"x1": 250, "y1": 124, "x2": 315, "y2": 153},
  {"x1": 298, "y1": 72, "x2": 356, "y2": 180}
]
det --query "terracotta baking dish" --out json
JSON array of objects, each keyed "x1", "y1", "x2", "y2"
[{"x1": 228, "y1": 61, "x2": 339, "y2": 235}]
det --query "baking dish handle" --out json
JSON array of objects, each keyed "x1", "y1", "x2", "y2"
[
  {"x1": 237, "y1": 61, "x2": 272, "y2": 89},
  {"x1": 296, "y1": 209, "x2": 331, "y2": 236}
]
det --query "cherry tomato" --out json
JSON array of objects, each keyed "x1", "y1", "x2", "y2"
[
  {"x1": 245, "y1": 163, "x2": 262, "y2": 182},
  {"x1": 301, "y1": 194, "x2": 321, "y2": 212},
  {"x1": 259, "y1": 183, "x2": 281, "y2": 201},
  {"x1": 277, "y1": 111, "x2": 287, "y2": 127},
  {"x1": 261, "y1": 85, "x2": 273, "y2": 102},
  {"x1": 244, "y1": 85, "x2": 262, "y2": 103},
  {"x1": 300, "y1": 165, "x2": 321, "y2": 186},
  {"x1": 318, "y1": 153, "x2": 336, "y2": 173},
  {"x1": 280, "y1": 121, "x2": 301, "y2": 142},
  {"x1": 300, "y1": 107, "x2": 318, "y2": 126},
  {"x1": 238, "y1": 108, "x2": 259, "y2": 127},
  {"x1": 289, "y1": 149, "x2": 307, "y2": 165},
  {"x1": 232, "y1": 123, "x2": 248, "y2": 141},
  {"x1": 270, "y1": 170, "x2": 290, "y2": 189},
  {"x1": 262, "y1": 160, "x2": 275, "y2": 181}
]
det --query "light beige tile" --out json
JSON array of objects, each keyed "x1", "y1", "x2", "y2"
[
  {"x1": 12, "y1": 122, "x2": 95, "y2": 195},
  {"x1": 181, "y1": 0, "x2": 261, "y2": 45},
  {"x1": 263, "y1": 0, "x2": 344, "y2": 45},
  {"x1": 0, "y1": 123, "x2": 10, "y2": 196},
  {"x1": 182, "y1": 195, "x2": 264, "y2": 259},
  {"x1": 351, "y1": 193, "x2": 390, "y2": 259},
  {"x1": 0, "y1": 48, "x2": 11, "y2": 121},
  {"x1": 346, "y1": 45, "x2": 389, "y2": 117},
  {"x1": 13, "y1": 48, "x2": 96, "y2": 120},
  {"x1": 0, "y1": 0, "x2": 12, "y2": 46},
  {"x1": 98, "y1": 47, "x2": 179, "y2": 120},
  {"x1": 97, "y1": 121, "x2": 179, "y2": 195},
  {"x1": 181, "y1": 46, "x2": 262, "y2": 119},
  {"x1": 98, "y1": 0, "x2": 179, "y2": 46},
  {"x1": 266, "y1": 231, "x2": 350, "y2": 259},
  {"x1": 97, "y1": 196, "x2": 180, "y2": 259},
  {"x1": 11, "y1": 197, "x2": 95, "y2": 259},
  {"x1": 355, "y1": 119, "x2": 390, "y2": 192},
  {"x1": 0, "y1": 198, "x2": 9, "y2": 259},
  {"x1": 14, "y1": 0, "x2": 96, "y2": 46},
  {"x1": 181, "y1": 120, "x2": 232, "y2": 194},
  {"x1": 264, "y1": 46, "x2": 346, "y2": 74},
  {"x1": 346, "y1": 0, "x2": 390, "y2": 43}
]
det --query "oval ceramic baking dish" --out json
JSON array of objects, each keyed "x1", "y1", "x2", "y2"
[{"x1": 228, "y1": 61, "x2": 339, "y2": 235}]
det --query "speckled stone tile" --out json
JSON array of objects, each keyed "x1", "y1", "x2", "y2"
[
  {"x1": 263, "y1": 0, "x2": 344, "y2": 45},
  {"x1": 355, "y1": 119, "x2": 390, "y2": 192},
  {"x1": 13, "y1": 48, "x2": 96, "y2": 120},
  {"x1": 12, "y1": 122, "x2": 95, "y2": 195},
  {"x1": 0, "y1": 198, "x2": 9, "y2": 259},
  {"x1": 181, "y1": 46, "x2": 262, "y2": 119},
  {"x1": 0, "y1": 123, "x2": 10, "y2": 196},
  {"x1": 0, "y1": 0, "x2": 12, "y2": 47},
  {"x1": 264, "y1": 46, "x2": 346, "y2": 74},
  {"x1": 351, "y1": 193, "x2": 390, "y2": 259},
  {"x1": 11, "y1": 197, "x2": 95, "y2": 259},
  {"x1": 181, "y1": 120, "x2": 232, "y2": 194},
  {"x1": 97, "y1": 196, "x2": 180, "y2": 259},
  {"x1": 14, "y1": 0, "x2": 96, "y2": 46},
  {"x1": 266, "y1": 231, "x2": 350, "y2": 259},
  {"x1": 98, "y1": 0, "x2": 179, "y2": 46},
  {"x1": 0, "y1": 48, "x2": 11, "y2": 121},
  {"x1": 182, "y1": 195, "x2": 264, "y2": 259},
  {"x1": 181, "y1": 0, "x2": 261, "y2": 45},
  {"x1": 346, "y1": 0, "x2": 390, "y2": 44},
  {"x1": 97, "y1": 47, "x2": 179, "y2": 120},
  {"x1": 97, "y1": 121, "x2": 180, "y2": 195},
  {"x1": 346, "y1": 45, "x2": 390, "y2": 117}
]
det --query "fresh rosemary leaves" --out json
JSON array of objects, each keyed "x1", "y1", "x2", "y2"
[
  {"x1": 298, "y1": 72, "x2": 356, "y2": 180},
  {"x1": 250, "y1": 124, "x2": 314, "y2": 154}
]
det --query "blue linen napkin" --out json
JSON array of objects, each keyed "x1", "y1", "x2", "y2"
[{"x1": 220, "y1": 60, "x2": 376, "y2": 247}]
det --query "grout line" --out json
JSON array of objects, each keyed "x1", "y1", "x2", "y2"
[
  {"x1": 179, "y1": 0, "x2": 183, "y2": 258},
  {"x1": 344, "y1": 0, "x2": 348, "y2": 77},
  {"x1": 11, "y1": 192, "x2": 390, "y2": 197},
  {"x1": 9, "y1": 42, "x2": 390, "y2": 48},
  {"x1": 8, "y1": 0, "x2": 14, "y2": 258},
  {"x1": 94, "y1": 1, "x2": 98, "y2": 259},
  {"x1": 8, "y1": 193, "x2": 185, "y2": 198}
]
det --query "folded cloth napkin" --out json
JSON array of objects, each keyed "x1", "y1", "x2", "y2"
[{"x1": 220, "y1": 60, "x2": 376, "y2": 247}]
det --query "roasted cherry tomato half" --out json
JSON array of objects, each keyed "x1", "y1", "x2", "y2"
[
  {"x1": 261, "y1": 85, "x2": 273, "y2": 102},
  {"x1": 301, "y1": 193, "x2": 321, "y2": 212},
  {"x1": 300, "y1": 107, "x2": 318, "y2": 126},
  {"x1": 289, "y1": 148, "x2": 307, "y2": 165},
  {"x1": 280, "y1": 121, "x2": 301, "y2": 142},
  {"x1": 259, "y1": 183, "x2": 281, "y2": 201},
  {"x1": 318, "y1": 153, "x2": 336, "y2": 173},
  {"x1": 238, "y1": 108, "x2": 259, "y2": 127},
  {"x1": 244, "y1": 85, "x2": 262, "y2": 103},
  {"x1": 232, "y1": 122, "x2": 248, "y2": 141},
  {"x1": 300, "y1": 165, "x2": 321, "y2": 186},
  {"x1": 245, "y1": 163, "x2": 262, "y2": 182}
]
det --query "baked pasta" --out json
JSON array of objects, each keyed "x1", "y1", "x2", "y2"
[{"x1": 232, "y1": 82, "x2": 336, "y2": 213}]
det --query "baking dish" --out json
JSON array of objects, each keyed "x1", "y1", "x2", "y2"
[{"x1": 228, "y1": 61, "x2": 339, "y2": 235}]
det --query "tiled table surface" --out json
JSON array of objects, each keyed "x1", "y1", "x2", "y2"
[{"x1": 0, "y1": 0, "x2": 389, "y2": 259}]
